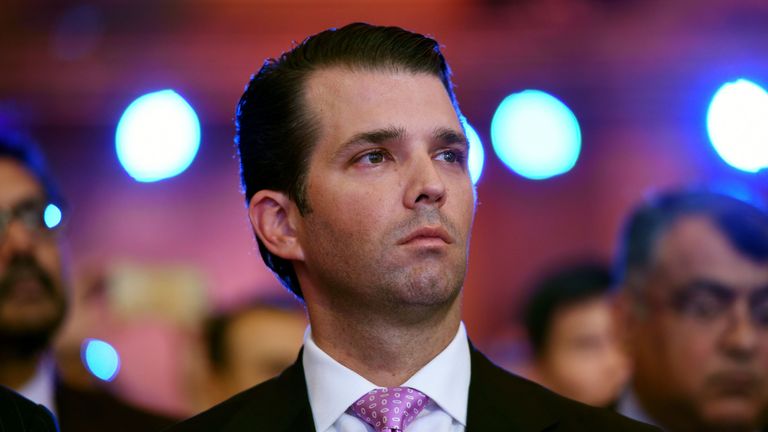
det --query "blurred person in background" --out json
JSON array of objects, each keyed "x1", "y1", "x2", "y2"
[
  {"x1": 0, "y1": 132, "x2": 176, "y2": 431},
  {"x1": 522, "y1": 262, "x2": 630, "y2": 408},
  {"x1": 201, "y1": 297, "x2": 306, "y2": 408},
  {"x1": 615, "y1": 189, "x2": 768, "y2": 432}
]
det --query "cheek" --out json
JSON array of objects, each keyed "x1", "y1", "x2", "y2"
[
  {"x1": 646, "y1": 320, "x2": 717, "y2": 385},
  {"x1": 757, "y1": 337, "x2": 768, "y2": 369},
  {"x1": 310, "y1": 181, "x2": 395, "y2": 236},
  {"x1": 36, "y1": 242, "x2": 63, "y2": 282}
]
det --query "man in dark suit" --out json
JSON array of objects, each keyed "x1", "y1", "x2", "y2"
[
  {"x1": 614, "y1": 190, "x2": 768, "y2": 432},
  {"x1": 0, "y1": 134, "x2": 176, "y2": 431},
  {"x1": 0, "y1": 385, "x2": 57, "y2": 432},
  {"x1": 170, "y1": 23, "x2": 656, "y2": 431}
]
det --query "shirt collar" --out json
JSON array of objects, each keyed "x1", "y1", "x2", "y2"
[
  {"x1": 18, "y1": 356, "x2": 57, "y2": 415},
  {"x1": 616, "y1": 385, "x2": 660, "y2": 429},
  {"x1": 303, "y1": 322, "x2": 471, "y2": 432}
]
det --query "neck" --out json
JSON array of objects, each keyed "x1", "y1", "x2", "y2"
[
  {"x1": 307, "y1": 295, "x2": 462, "y2": 387},
  {"x1": 0, "y1": 351, "x2": 43, "y2": 391}
]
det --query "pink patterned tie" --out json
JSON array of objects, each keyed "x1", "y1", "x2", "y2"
[{"x1": 348, "y1": 387, "x2": 429, "y2": 431}]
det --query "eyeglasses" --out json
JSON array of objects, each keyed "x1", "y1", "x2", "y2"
[
  {"x1": 666, "y1": 281, "x2": 768, "y2": 329},
  {"x1": 0, "y1": 198, "x2": 64, "y2": 241}
]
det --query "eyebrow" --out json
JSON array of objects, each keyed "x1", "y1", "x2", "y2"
[
  {"x1": 683, "y1": 280, "x2": 735, "y2": 296},
  {"x1": 2, "y1": 196, "x2": 47, "y2": 212},
  {"x1": 332, "y1": 125, "x2": 469, "y2": 162},
  {"x1": 333, "y1": 126, "x2": 407, "y2": 160},
  {"x1": 433, "y1": 127, "x2": 469, "y2": 150}
]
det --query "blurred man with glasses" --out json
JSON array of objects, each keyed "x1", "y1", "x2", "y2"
[
  {"x1": 0, "y1": 133, "x2": 175, "y2": 431},
  {"x1": 0, "y1": 134, "x2": 67, "y2": 403},
  {"x1": 615, "y1": 189, "x2": 768, "y2": 432}
]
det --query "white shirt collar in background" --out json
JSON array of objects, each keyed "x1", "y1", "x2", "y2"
[{"x1": 18, "y1": 356, "x2": 57, "y2": 415}]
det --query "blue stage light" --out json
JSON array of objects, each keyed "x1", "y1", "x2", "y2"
[
  {"x1": 82, "y1": 339, "x2": 120, "y2": 382},
  {"x1": 490, "y1": 90, "x2": 581, "y2": 180},
  {"x1": 43, "y1": 204, "x2": 62, "y2": 229},
  {"x1": 116, "y1": 90, "x2": 201, "y2": 182},
  {"x1": 462, "y1": 118, "x2": 485, "y2": 185},
  {"x1": 707, "y1": 79, "x2": 768, "y2": 173}
]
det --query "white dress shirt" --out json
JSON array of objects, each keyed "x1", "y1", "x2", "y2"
[
  {"x1": 303, "y1": 322, "x2": 471, "y2": 432},
  {"x1": 616, "y1": 387, "x2": 660, "y2": 429},
  {"x1": 18, "y1": 356, "x2": 57, "y2": 415}
]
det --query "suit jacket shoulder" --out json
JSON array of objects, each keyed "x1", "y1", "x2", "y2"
[
  {"x1": 467, "y1": 347, "x2": 660, "y2": 431},
  {"x1": 55, "y1": 380, "x2": 177, "y2": 432},
  {"x1": 168, "y1": 346, "x2": 660, "y2": 432},
  {"x1": 0, "y1": 385, "x2": 58, "y2": 432},
  {"x1": 165, "y1": 351, "x2": 314, "y2": 432}
]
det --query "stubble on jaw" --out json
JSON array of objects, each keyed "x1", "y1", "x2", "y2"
[{"x1": 300, "y1": 203, "x2": 469, "y2": 323}]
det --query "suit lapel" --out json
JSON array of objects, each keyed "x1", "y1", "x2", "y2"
[
  {"x1": 467, "y1": 345, "x2": 559, "y2": 431},
  {"x1": 226, "y1": 349, "x2": 316, "y2": 432}
]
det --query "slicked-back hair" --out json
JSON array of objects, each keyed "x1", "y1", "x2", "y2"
[
  {"x1": 236, "y1": 23, "x2": 459, "y2": 299},
  {"x1": 615, "y1": 189, "x2": 768, "y2": 297}
]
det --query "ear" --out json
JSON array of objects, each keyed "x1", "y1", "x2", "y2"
[{"x1": 248, "y1": 190, "x2": 305, "y2": 262}]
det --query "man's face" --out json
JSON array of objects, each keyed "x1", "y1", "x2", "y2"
[
  {"x1": 0, "y1": 158, "x2": 66, "y2": 356},
  {"x1": 629, "y1": 216, "x2": 768, "y2": 431},
  {"x1": 539, "y1": 297, "x2": 629, "y2": 407},
  {"x1": 293, "y1": 68, "x2": 475, "y2": 316}
]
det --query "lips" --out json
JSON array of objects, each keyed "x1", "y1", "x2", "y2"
[
  {"x1": 4, "y1": 277, "x2": 50, "y2": 302},
  {"x1": 708, "y1": 370, "x2": 761, "y2": 395},
  {"x1": 398, "y1": 226, "x2": 454, "y2": 245},
  {"x1": 0, "y1": 257, "x2": 57, "y2": 302}
]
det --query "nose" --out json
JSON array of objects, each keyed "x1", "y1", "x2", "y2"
[
  {"x1": 0, "y1": 218, "x2": 37, "y2": 258},
  {"x1": 719, "y1": 299, "x2": 758, "y2": 361},
  {"x1": 403, "y1": 154, "x2": 446, "y2": 209}
]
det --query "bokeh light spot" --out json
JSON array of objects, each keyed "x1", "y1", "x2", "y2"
[
  {"x1": 43, "y1": 204, "x2": 62, "y2": 229},
  {"x1": 116, "y1": 90, "x2": 201, "y2": 182},
  {"x1": 462, "y1": 117, "x2": 485, "y2": 185},
  {"x1": 491, "y1": 89, "x2": 581, "y2": 180},
  {"x1": 707, "y1": 79, "x2": 768, "y2": 173},
  {"x1": 82, "y1": 339, "x2": 120, "y2": 382}
]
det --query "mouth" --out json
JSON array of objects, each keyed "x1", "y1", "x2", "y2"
[
  {"x1": 398, "y1": 226, "x2": 454, "y2": 246},
  {"x1": 2, "y1": 276, "x2": 53, "y2": 303},
  {"x1": 0, "y1": 260, "x2": 57, "y2": 304},
  {"x1": 708, "y1": 371, "x2": 761, "y2": 395}
]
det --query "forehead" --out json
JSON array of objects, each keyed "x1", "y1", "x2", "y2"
[
  {"x1": 302, "y1": 68, "x2": 460, "y2": 143},
  {"x1": 550, "y1": 297, "x2": 613, "y2": 337},
  {"x1": 652, "y1": 215, "x2": 768, "y2": 290},
  {"x1": 0, "y1": 158, "x2": 45, "y2": 207}
]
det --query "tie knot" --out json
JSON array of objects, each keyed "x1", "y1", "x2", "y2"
[{"x1": 348, "y1": 387, "x2": 429, "y2": 431}]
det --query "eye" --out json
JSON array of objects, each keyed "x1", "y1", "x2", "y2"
[
  {"x1": 355, "y1": 150, "x2": 390, "y2": 165},
  {"x1": 436, "y1": 149, "x2": 465, "y2": 164},
  {"x1": 751, "y1": 301, "x2": 768, "y2": 327},
  {"x1": 673, "y1": 290, "x2": 730, "y2": 322}
]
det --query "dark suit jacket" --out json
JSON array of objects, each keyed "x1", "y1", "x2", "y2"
[
  {"x1": 54, "y1": 380, "x2": 177, "y2": 432},
  {"x1": 0, "y1": 385, "x2": 58, "y2": 432},
  {"x1": 168, "y1": 345, "x2": 659, "y2": 431}
]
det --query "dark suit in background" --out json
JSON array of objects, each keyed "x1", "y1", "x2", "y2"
[
  {"x1": 0, "y1": 385, "x2": 58, "y2": 432},
  {"x1": 54, "y1": 380, "x2": 176, "y2": 432}
]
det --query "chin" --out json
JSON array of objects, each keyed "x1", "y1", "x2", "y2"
[
  {"x1": 398, "y1": 264, "x2": 463, "y2": 306},
  {"x1": 700, "y1": 401, "x2": 763, "y2": 431}
]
